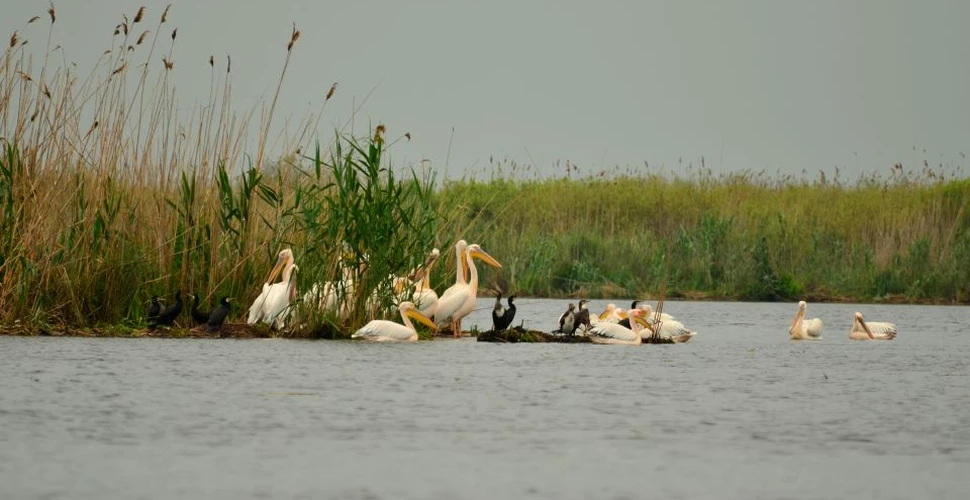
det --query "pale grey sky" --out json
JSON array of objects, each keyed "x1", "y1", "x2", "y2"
[{"x1": 5, "y1": 0, "x2": 969, "y2": 180}]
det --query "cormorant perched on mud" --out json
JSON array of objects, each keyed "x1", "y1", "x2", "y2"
[
  {"x1": 189, "y1": 293, "x2": 210, "y2": 325},
  {"x1": 557, "y1": 303, "x2": 577, "y2": 335},
  {"x1": 147, "y1": 296, "x2": 163, "y2": 325},
  {"x1": 574, "y1": 299, "x2": 591, "y2": 333},
  {"x1": 207, "y1": 297, "x2": 233, "y2": 333},
  {"x1": 491, "y1": 294, "x2": 516, "y2": 331},
  {"x1": 153, "y1": 290, "x2": 183, "y2": 327}
]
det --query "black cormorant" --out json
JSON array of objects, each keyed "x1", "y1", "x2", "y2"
[
  {"x1": 154, "y1": 290, "x2": 183, "y2": 327},
  {"x1": 557, "y1": 303, "x2": 577, "y2": 335},
  {"x1": 190, "y1": 293, "x2": 210, "y2": 325},
  {"x1": 207, "y1": 297, "x2": 232, "y2": 333},
  {"x1": 492, "y1": 294, "x2": 516, "y2": 331},
  {"x1": 147, "y1": 296, "x2": 162, "y2": 325},
  {"x1": 574, "y1": 299, "x2": 591, "y2": 332}
]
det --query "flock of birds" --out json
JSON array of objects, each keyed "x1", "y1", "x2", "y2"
[
  {"x1": 145, "y1": 240, "x2": 899, "y2": 343},
  {"x1": 489, "y1": 295, "x2": 699, "y2": 344},
  {"x1": 146, "y1": 291, "x2": 233, "y2": 333},
  {"x1": 788, "y1": 300, "x2": 898, "y2": 341},
  {"x1": 241, "y1": 240, "x2": 503, "y2": 341}
]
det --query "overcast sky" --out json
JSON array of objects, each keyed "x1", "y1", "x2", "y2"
[{"x1": 5, "y1": 0, "x2": 969, "y2": 180}]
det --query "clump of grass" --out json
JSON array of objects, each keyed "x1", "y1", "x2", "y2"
[{"x1": 284, "y1": 129, "x2": 439, "y2": 337}]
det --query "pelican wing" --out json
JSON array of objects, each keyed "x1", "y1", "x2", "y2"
[
  {"x1": 588, "y1": 323, "x2": 640, "y2": 344},
  {"x1": 865, "y1": 321, "x2": 897, "y2": 336},
  {"x1": 412, "y1": 288, "x2": 439, "y2": 318},
  {"x1": 434, "y1": 284, "x2": 471, "y2": 325},
  {"x1": 803, "y1": 318, "x2": 823, "y2": 338},
  {"x1": 247, "y1": 283, "x2": 271, "y2": 324},
  {"x1": 654, "y1": 319, "x2": 695, "y2": 339},
  {"x1": 352, "y1": 320, "x2": 416, "y2": 342}
]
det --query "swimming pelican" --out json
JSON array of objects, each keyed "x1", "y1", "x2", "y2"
[
  {"x1": 247, "y1": 249, "x2": 298, "y2": 328},
  {"x1": 491, "y1": 293, "x2": 516, "y2": 331},
  {"x1": 588, "y1": 308, "x2": 646, "y2": 345},
  {"x1": 849, "y1": 312, "x2": 897, "y2": 341},
  {"x1": 557, "y1": 303, "x2": 577, "y2": 335},
  {"x1": 352, "y1": 301, "x2": 438, "y2": 342},
  {"x1": 433, "y1": 243, "x2": 502, "y2": 337},
  {"x1": 789, "y1": 300, "x2": 823, "y2": 340}
]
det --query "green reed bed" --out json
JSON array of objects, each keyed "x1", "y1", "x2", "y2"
[
  {"x1": 0, "y1": 6, "x2": 447, "y2": 335},
  {"x1": 437, "y1": 172, "x2": 970, "y2": 303}
]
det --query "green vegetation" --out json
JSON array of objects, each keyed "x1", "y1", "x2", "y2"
[
  {"x1": 0, "y1": 6, "x2": 443, "y2": 336},
  {"x1": 1, "y1": 6, "x2": 967, "y2": 338},
  {"x1": 439, "y1": 170, "x2": 970, "y2": 303}
]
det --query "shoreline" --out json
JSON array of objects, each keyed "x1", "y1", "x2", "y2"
[{"x1": 2, "y1": 294, "x2": 966, "y2": 339}]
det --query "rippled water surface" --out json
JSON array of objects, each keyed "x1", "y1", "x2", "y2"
[{"x1": 2, "y1": 300, "x2": 969, "y2": 499}]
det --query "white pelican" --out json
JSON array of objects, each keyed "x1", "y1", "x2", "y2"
[
  {"x1": 594, "y1": 303, "x2": 620, "y2": 324},
  {"x1": 789, "y1": 300, "x2": 823, "y2": 340},
  {"x1": 645, "y1": 317, "x2": 697, "y2": 343},
  {"x1": 633, "y1": 301, "x2": 675, "y2": 322},
  {"x1": 433, "y1": 243, "x2": 501, "y2": 336},
  {"x1": 247, "y1": 249, "x2": 298, "y2": 328},
  {"x1": 438, "y1": 239, "x2": 468, "y2": 302},
  {"x1": 631, "y1": 304, "x2": 697, "y2": 343},
  {"x1": 352, "y1": 301, "x2": 438, "y2": 342},
  {"x1": 305, "y1": 252, "x2": 364, "y2": 321},
  {"x1": 849, "y1": 312, "x2": 897, "y2": 341},
  {"x1": 588, "y1": 308, "x2": 646, "y2": 345},
  {"x1": 394, "y1": 248, "x2": 441, "y2": 317}
]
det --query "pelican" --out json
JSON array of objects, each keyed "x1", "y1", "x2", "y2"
[
  {"x1": 491, "y1": 293, "x2": 516, "y2": 331},
  {"x1": 633, "y1": 300, "x2": 675, "y2": 322},
  {"x1": 248, "y1": 249, "x2": 298, "y2": 329},
  {"x1": 594, "y1": 303, "x2": 619, "y2": 324},
  {"x1": 630, "y1": 304, "x2": 697, "y2": 343},
  {"x1": 305, "y1": 251, "x2": 364, "y2": 321},
  {"x1": 352, "y1": 301, "x2": 438, "y2": 342},
  {"x1": 394, "y1": 248, "x2": 441, "y2": 317},
  {"x1": 438, "y1": 239, "x2": 469, "y2": 302},
  {"x1": 644, "y1": 317, "x2": 697, "y2": 343},
  {"x1": 849, "y1": 312, "x2": 897, "y2": 340},
  {"x1": 557, "y1": 303, "x2": 577, "y2": 335},
  {"x1": 789, "y1": 300, "x2": 823, "y2": 340},
  {"x1": 433, "y1": 243, "x2": 502, "y2": 336},
  {"x1": 588, "y1": 308, "x2": 646, "y2": 345}
]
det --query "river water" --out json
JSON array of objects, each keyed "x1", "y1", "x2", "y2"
[{"x1": 2, "y1": 300, "x2": 968, "y2": 499}]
